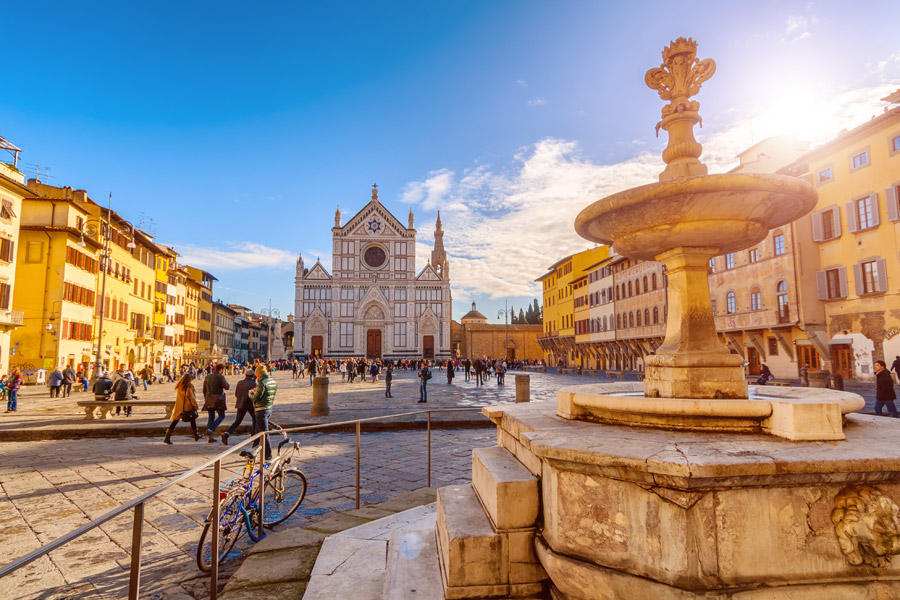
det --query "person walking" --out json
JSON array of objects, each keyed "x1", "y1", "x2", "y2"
[
  {"x1": 875, "y1": 360, "x2": 899, "y2": 418},
  {"x1": 222, "y1": 369, "x2": 257, "y2": 445},
  {"x1": 62, "y1": 364, "x2": 76, "y2": 397},
  {"x1": 418, "y1": 361, "x2": 431, "y2": 403},
  {"x1": 340, "y1": 361, "x2": 347, "y2": 381},
  {"x1": 307, "y1": 358, "x2": 317, "y2": 385},
  {"x1": 6, "y1": 369, "x2": 21, "y2": 413},
  {"x1": 112, "y1": 372, "x2": 138, "y2": 416},
  {"x1": 891, "y1": 356, "x2": 900, "y2": 384},
  {"x1": 464, "y1": 358, "x2": 471, "y2": 382},
  {"x1": 48, "y1": 368, "x2": 63, "y2": 398},
  {"x1": 385, "y1": 364, "x2": 394, "y2": 398},
  {"x1": 369, "y1": 361, "x2": 380, "y2": 383},
  {"x1": 164, "y1": 373, "x2": 201, "y2": 444},
  {"x1": 250, "y1": 364, "x2": 277, "y2": 459},
  {"x1": 140, "y1": 364, "x2": 154, "y2": 391},
  {"x1": 202, "y1": 363, "x2": 230, "y2": 442},
  {"x1": 447, "y1": 360, "x2": 454, "y2": 384},
  {"x1": 473, "y1": 358, "x2": 483, "y2": 387}
]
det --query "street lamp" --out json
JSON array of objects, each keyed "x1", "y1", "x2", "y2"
[
  {"x1": 498, "y1": 301, "x2": 513, "y2": 362},
  {"x1": 80, "y1": 193, "x2": 136, "y2": 383},
  {"x1": 260, "y1": 302, "x2": 281, "y2": 361}
]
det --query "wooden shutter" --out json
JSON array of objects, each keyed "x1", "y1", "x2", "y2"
[
  {"x1": 811, "y1": 212, "x2": 823, "y2": 241},
  {"x1": 832, "y1": 206, "x2": 842, "y2": 236},
  {"x1": 815, "y1": 270, "x2": 828, "y2": 299},
  {"x1": 871, "y1": 193, "x2": 881, "y2": 227},
  {"x1": 838, "y1": 266, "x2": 849, "y2": 298},
  {"x1": 846, "y1": 201, "x2": 859, "y2": 232},
  {"x1": 876, "y1": 258, "x2": 889, "y2": 292},
  {"x1": 853, "y1": 262, "x2": 864, "y2": 295},
  {"x1": 887, "y1": 186, "x2": 900, "y2": 221}
]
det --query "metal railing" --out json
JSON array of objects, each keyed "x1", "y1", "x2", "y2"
[{"x1": 0, "y1": 407, "x2": 488, "y2": 599}]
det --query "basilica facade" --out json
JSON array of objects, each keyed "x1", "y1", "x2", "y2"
[{"x1": 293, "y1": 185, "x2": 451, "y2": 361}]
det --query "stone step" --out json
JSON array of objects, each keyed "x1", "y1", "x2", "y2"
[
  {"x1": 471, "y1": 446, "x2": 539, "y2": 530},
  {"x1": 383, "y1": 527, "x2": 444, "y2": 600}
]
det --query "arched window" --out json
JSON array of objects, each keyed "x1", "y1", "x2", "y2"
[
  {"x1": 636, "y1": 311, "x2": 642, "y2": 326},
  {"x1": 773, "y1": 229, "x2": 786, "y2": 256},
  {"x1": 653, "y1": 307, "x2": 659, "y2": 324},
  {"x1": 603, "y1": 316, "x2": 608, "y2": 331},
  {"x1": 615, "y1": 286, "x2": 620, "y2": 301},
  {"x1": 616, "y1": 314, "x2": 621, "y2": 329},
  {"x1": 750, "y1": 287, "x2": 762, "y2": 311},
  {"x1": 628, "y1": 281, "x2": 633, "y2": 297},
  {"x1": 777, "y1": 281, "x2": 789, "y2": 321},
  {"x1": 643, "y1": 276, "x2": 648, "y2": 293},
  {"x1": 644, "y1": 308, "x2": 650, "y2": 325},
  {"x1": 629, "y1": 312, "x2": 634, "y2": 327},
  {"x1": 726, "y1": 291, "x2": 736, "y2": 314},
  {"x1": 652, "y1": 273, "x2": 657, "y2": 290},
  {"x1": 111, "y1": 297, "x2": 118, "y2": 319}
]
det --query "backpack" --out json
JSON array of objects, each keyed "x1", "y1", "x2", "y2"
[
  {"x1": 113, "y1": 378, "x2": 130, "y2": 400},
  {"x1": 423, "y1": 369, "x2": 432, "y2": 381}
]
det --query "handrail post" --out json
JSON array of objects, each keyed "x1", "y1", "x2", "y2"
[
  {"x1": 427, "y1": 411, "x2": 432, "y2": 488},
  {"x1": 211, "y1": 459, "x2": 220, "y2": 600},
  {"x1": 258, "y1": 432, "x2": 266, "y2": 540},
  {"x1": 127, "y1": 501, "x2": 144, "y2": 600},
  {"x1": 355, "y1": 421, "x2": 361, "y2": 509}
]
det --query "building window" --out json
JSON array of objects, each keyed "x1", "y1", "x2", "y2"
[
  {"x1": 628, "y1": 281, "x2": 633, "y2": 297},
  {"x1": 653, "y1": 307, "x2": 659, "y2": 324},
  {"x1": 711, "y1": 299, "x2": 717, "y2": 314},
  {"x1": 628, "y1": 312, "x2": 634, "y2": 328},
  {"x1": 636, "y1": 311, "x2": 642, "y2": 326},
  {"x1": 750, "y1": 288, "x2": 762, "y2": 311},
  {"x1": 394, "y1": 322, "x2": 407, "y2": 347},
  {"x1": 892, "y1": 134, "x2": 900, "y2": 156},
  {"x1": 651, "y1": 273, "x2": 658, "y2": 289},
  {"x1": 850, "y1": 149, "x2": 869, "y2": 171},
  {"x1": 726, "y1": 291, "x2": 736, "y2": 314},
  {"x1": 768, "y1": 337, "x2": 778, "y2": 356},
  {"x1": 748, "y1": 248, "x2": 759, "y2": 263},
  {"x1": 616, "y1": 314, "x2": 621, "y2": 329},
  {"x1": 725, "y1": 253, "x2": 735, "y2": 269},
  {"x1": 777, "y1": 281, "x2": 789, "y2": 322},
  {"x1": 812, "y1": 206, "x2": 841, "y2": 242},
  {"x1": 826, "y1": 269, "x2": 841, "y2": 299},
  {"x1": 339, "y1": 322, "x2": 353, "y2": 347},
  {"x1": 858, "y1": 259, "x2": 884, "y2": 294},
  {"x1": 773, "y1": 231, "x2": 785, "y2": 256},
  {"x1": 644, "y1": 308, "x2": 649, "y2": 325},
  {"x1": 816, "y1": 166, "x2": 833, "y2": 185},
  {"x1": 708, "y1": 258, "x2": 715, "y2": 272},
  {"x1": 855, "y1": 195, "x2": 876, "y2": 230}
]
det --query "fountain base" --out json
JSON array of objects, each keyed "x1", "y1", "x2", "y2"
[{"x1": 644, "y1": 352, "x2": 748, "y2": 399}]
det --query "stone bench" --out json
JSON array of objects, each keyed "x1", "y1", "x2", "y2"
[
  {"x1": 747, "y1": 378, "x2": 793, "y2": 388},
  {"x1": 76, "y1": 400, "x2": 175, "y2": 420}
]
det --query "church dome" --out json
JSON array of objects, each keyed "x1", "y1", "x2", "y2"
[{"x1": 461, "y1": 302, "x2": 488, "y2": 324}]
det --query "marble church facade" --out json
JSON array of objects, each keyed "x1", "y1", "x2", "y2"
[{"x1": 293, "y1": 185, "x2": 452, "y2": 361}]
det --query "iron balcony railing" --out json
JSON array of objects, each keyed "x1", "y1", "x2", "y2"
[{"x1": 0, "y1": 408, "x2": 488, "y2": 600}]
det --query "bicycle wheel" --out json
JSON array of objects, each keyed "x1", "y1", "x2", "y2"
[
  {"x1": 261, "y1": 468, "x2": 308, "y2": 527},
  {"x1": 197, "y1": 496, "x2": 244, "y2": 572}
]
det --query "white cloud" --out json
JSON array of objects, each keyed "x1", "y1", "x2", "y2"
[
  {"x1": 403, "y1": 82, "x2": 899, "y2": 302},
  {"x1": 527, "y1": 98, "x2": 547, "y2": 107},
  {"x1": 176, "y1": 242, "x2": 296, "y2": 270},
  {"x1": 782, "y1": 14, "x2": 817, "y2": 43},
  {"x1": 517, "y1": 79, "x2": 528, "y2": 87}
]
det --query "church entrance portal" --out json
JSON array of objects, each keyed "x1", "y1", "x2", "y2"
[
  {"x1": 366, "y1": 329, "x2": 382, "y2": 359},
  {"x1": 423, "y1": 335, "x2": 435, "y2": 360},
  {"x1": 311, "y1": 336, "x2": 323, "y2": 357}
]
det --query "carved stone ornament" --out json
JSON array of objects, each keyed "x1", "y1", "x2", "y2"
[
  {"x1": 364, "y1": 305, "x2": 384, "y2": 321},
  {"x1": 831, "y1": 486, "x2": 900, "y2": 567}
]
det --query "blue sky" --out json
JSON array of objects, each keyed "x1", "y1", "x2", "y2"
[{"x1": 2, "y1": 1, "x2": 899, "y2": 322}]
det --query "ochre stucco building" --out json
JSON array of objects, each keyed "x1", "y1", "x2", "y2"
[{"x1": 450, "y1": 303, "x2": 543, "y2": 361}]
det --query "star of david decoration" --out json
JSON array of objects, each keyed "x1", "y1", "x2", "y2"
[{"x1": 366, "y1": 218, "x2": 383, "y2": 234}]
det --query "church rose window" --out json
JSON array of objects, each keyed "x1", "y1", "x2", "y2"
[{"x1": 363, "y1": 245, "x2": 387, "y2": 268}]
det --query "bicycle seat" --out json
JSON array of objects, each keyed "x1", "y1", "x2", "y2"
[{"x1": 239, "y1": 450, "x2": 256, "y2": 461}]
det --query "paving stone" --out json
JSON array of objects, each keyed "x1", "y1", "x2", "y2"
[{"x1": 247, "y1": 527, "x2": 326, "y2": 555}]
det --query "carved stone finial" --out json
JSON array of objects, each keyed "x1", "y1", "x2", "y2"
[
  {"x1": 408, "y1": 207, "x2": 414, "y2": 229},
  {"x1": 645, "y1": 37, "x2": 716, "y2": 182},
  {"x1": 372, "y1": 183, "x2": 379, "y2": 202},
  {"x1": 832, "y1": 486, "x2": 900, "y2": 567}
]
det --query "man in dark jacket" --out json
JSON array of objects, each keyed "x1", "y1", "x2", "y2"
[
  {"x1": 202, "y1": 363, "x2": 231, "y2": 442},
  {"x1": 891, "y1": 356, "x2": 900, "y2": 383},
  {"x1": 385, "y1": 364, "x2": 393, "y2": 398},
  {"x1": 112, "y1": 372, "x2": 138, "y2": 416},
  {"x1": 222, "y1": 370, "x2": 256, "y2": 445},
  {"x1": 93, "y1": 372, "x2": 114, "y2": 401},
  {"x1": 875, "y1": 360, "x2": 899, "y2": 417},
  {"x1": 62, "y1": 365, "x2": 76, "y2": 397}
]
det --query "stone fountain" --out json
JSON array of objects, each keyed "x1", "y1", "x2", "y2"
[{"x1": 302, "y1": 38, "x2": 900, "y2": 600}]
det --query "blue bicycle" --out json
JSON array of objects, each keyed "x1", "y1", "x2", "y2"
[{"x1": 197, "y1": 426, "x2": 307, "y2": 572}]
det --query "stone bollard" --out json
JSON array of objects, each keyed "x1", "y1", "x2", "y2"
[
  {"x1": 808, "y1": 370, "x2": 830, "y2": 389},
  {"x1": 515, "y1": 374, "x2": 531, "y2": 403},
  {"x1": 311, "y1": 376, "x2": 330, "y2": 416}
]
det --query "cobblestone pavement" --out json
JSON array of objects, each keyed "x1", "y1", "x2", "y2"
[{"x1": 0, "y1": 427, "x2": 496, "y2": 599}]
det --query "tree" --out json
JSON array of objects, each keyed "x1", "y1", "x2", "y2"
[
  {"x1": 528, "y1": 298, "x2": 543, "y2": 324},
  {"x1": 518, "y1": 308, "x2": 526, "y2": 324}
]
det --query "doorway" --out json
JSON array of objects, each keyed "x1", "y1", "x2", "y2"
[
  {"x1": 311, "y1": 336, "x2": 323, "y2": 357},
  {"x1": 366, "y1": 329, "x2": 382, "y2": 359},
  {"x1": 798, "y1": 345, "x2": 820, "y2": 370},
  {"x1": 747, "y1": 347, "x2": 761, "y2": 375},
  {"x1": 831, "y1": 344, "x2": 852, "y2": 379},
  {"x1": 423, "y1": 335, "x2": 434, "y2": 360}
]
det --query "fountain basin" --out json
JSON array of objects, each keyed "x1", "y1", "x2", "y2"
[
  {"x1": 557, "y1": 382, "x2": 864, "y2": 440},
  {"x1": 575, "y1": 173, "x2": 817, "y2": 261}
]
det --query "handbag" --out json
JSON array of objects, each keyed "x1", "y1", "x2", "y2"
[{"x1": 182, "y1": 408, "x2": 198, "y2": 422}]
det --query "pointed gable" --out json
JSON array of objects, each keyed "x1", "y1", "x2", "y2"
[
  {"x1": 304, "y1": 262, "x2": 332, "y2": 280},
  {"x1": 416, "y1": 264, "x2": 442, "y2": 281},
  {"x1": 341, "y1": 200, "x2": 408, "y2": 237}
]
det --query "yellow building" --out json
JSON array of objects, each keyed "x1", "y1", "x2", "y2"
[
  {"x1": 536, "y1": 245, "x2": 608, "y2": 367},
  {"x1": 12, "y1": 184, "x2": 98, "y2": 372},
  {"x1": 184, "y1": 266, "x2": 217, "y2": 360},
  {"x1": 182, "y1": 267, "x2": 200, "y2": 363},
  {"x1": 781, "y1": 90, "x2": 900, "y2": 381},
  {"x1": 152, "y1": 245, "x2": 178, "y2": 372}
]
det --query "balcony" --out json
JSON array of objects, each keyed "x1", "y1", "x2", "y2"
[{"x1": 0, "y1": 309, "x2": 24, "y2": 327}]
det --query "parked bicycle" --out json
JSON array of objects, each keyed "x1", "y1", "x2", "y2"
[{"x1": 197, "y1": 423, "x2": 308, "y2": 572}]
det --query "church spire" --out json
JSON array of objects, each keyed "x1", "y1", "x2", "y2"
[
  {"x1": 334, "y1": 205, "x2": 342, "y2": 227},
  {"x1": 408, "y1": 207, "x2": 414, "y2": 229},
  {"x1": 430, "y1": 212, "x2": 447, "y2": 277}
]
